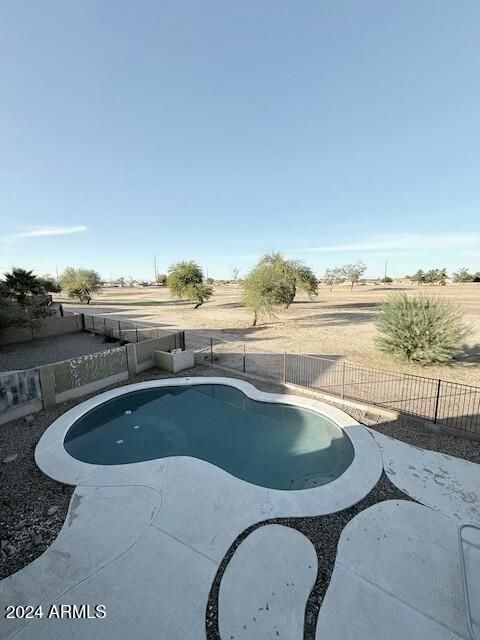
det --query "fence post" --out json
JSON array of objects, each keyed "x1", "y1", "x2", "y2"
[
  {"x1": 243, "y1": 344, "x2": 246, "y2": 373},
  {"x1": 135, "y1": 326, "x2": 139, "y2": 343},
  {"x1": 341, "y1": 361, "x2": 346, "y2": 399},
  {"x1": 283, "y1": 352, "x2": 287, "y2": 382},
  {"x1": 118, "y1": 320, "x2": 122, "y2": 341},
  {"x1": 210, "y1": 337, "x2": 214, "y2": 364},
  {"x1": 433, "y1": 379, "x2": 442, "y2": 424}
]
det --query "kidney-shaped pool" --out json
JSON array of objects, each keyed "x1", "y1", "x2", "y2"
[{"x1": 64, "y1": 383, "x2": 354, "y2": 491}]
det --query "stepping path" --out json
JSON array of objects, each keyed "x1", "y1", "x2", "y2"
[
  {"x1": 316, "y1": 500, "x2": 471, "y2": 640},
  {"x1": 371, "y1": 430, "x2": 480, "y2": 526},
  {"x1": 219, "y1": 524, "x2": 317, "y2": 640}
]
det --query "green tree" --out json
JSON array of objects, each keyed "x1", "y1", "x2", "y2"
[
  {"x1": 242, "y1": 262, "x2": 282, "y2": 326},
  {"x1": 256, "y1": 253, "x2": 318, "y2": 308},
  {"x1": 37, "y1": 274, "x2": 61, "y2": 293},
  {"x1": 342, "y1": 262, "x2": 366, "y2": 290},
  {"x1": 411, "y1": 269, "x2": 425, "y2": 285},
  {"x1": 167, "y1": 261, "x2": 213, "y2": 308},
  {"x1": 242, "y1": 253, "x2": 317, "y2": 325},
  {"x1": 155, "y1": 273, "x2": 167, "y2": 286},
  {"x1": 2, "y1": 267, "x2": 42, "y2": 305},
  {"x1": 376, "y1": 294, "x2": 470, "y2": 364},
  {"x1": 324, "y1": 267, "x2": 345, "y2": 291},
  {"x1": 59, "y1": 268, "x2": 102, "y2": 303},
  {"x1": 424, "y1": 268, "x2": 447, "y2": 286},
  {"x1": 452, "y1": 268, "x2": 473, "y2": 283},
  {"x1": 0, "y1": 268, "x2": 47, "y2": 340}
]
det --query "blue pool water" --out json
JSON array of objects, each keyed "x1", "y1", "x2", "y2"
[{"x1": 64, "y1": 384, "x2": 354, "y2": 490}]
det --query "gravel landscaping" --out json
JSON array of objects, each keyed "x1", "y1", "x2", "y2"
[
  {"x1": 0, "y1": 332, "x2": 119, "y2": 371},
  {"x1": 1, "y1": 363, "x2": 478, "y2": 589},
  {"x1": 206, "y1": 473, "x2": 413, "y2": 640}
]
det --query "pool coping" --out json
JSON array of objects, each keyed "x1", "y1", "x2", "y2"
[{"x1": 35, "y1": 376, "x2": 383, "y2": 517}]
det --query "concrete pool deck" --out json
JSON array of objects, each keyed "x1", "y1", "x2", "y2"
[{"x1": 0, "y1": 377, "x2": 478, "y2": 639}]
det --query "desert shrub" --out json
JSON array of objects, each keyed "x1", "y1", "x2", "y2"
[
  {"x1": 155, "y1": 273, "x2": 167, "y2": 286},
  {"x1": 376, "y1": 294, "x2": 470, "y2": 364}
]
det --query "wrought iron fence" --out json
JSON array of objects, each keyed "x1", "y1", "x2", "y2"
[
  {"x1": 82, "y1": 313, "x2": 185, "y2": 348},
  {"x1": 188, "y1": 333, "x2": 480, "y2": 435}
]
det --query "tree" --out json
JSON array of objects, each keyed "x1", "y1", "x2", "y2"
[
  {"x1": 453, "y1": 268, "x2": 473, "y2": 283},
  {"x1": 59, "y1": 268, "x2": 102, "y2": 303},
  {"x1": 242, "y1": 253, "x2": 318, "y2": 325},
  {"x1": 156, "y1": 273, "x2": 167, "y2": 286},
  {"x1": 37, "y1": 274, "x2": 61, "y2": 293},
  {"x1": 167, "y1": 261, "x2": 213, "y2": 309},
  {"x1": 342, "y1": 262, "x2": 366, "y2": 290},
  {"x1": 376, "y1": 294, "x2": 470, "y2": 364},
  {"x1": 256, "y1": 253, "x2": 318, "y2": 308},
  {"x1": 232, "y1": 267, "x2": 240, "y2": 281},
  {"x1": 411, "y1": 269, "x2": 425, "y2": 285},
  {"x1": 2, "y1": 267, "x2": 42, "y2": 305},
  {"x1": 324, "y1": 267, "x2": 345, "y2": 291},
  {"x1": 424, "y1": 268, "x2": 447, "y2": 286},
  {"x1": 242, "y1": 262, "x2": 282, "y2": 326}
]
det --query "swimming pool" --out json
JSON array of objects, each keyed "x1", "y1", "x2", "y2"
[{"x1": 64, "y1": 383, "x2": 354, "y2": 491}]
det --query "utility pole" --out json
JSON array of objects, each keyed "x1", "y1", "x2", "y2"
[
  {"x1": 55, "y1": 265, "x2": 59, "y2": 282},
  {"x1": 384, "y1": 259, "x2": 388, "y2": 281},
  {"x1": 154, "y1": 254, "x2": 157, "y2": 282}
]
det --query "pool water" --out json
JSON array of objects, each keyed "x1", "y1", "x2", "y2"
[{"x1": 64, "y1": 384, "x2": 354, "y2": 490}]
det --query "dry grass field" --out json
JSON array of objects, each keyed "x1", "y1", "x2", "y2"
[{"x1": 62, "y1": 283, "x2": 480, "y2": 387}]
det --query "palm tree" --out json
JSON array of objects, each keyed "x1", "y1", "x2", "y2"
[{"x1": 2, "y1": 268, "x2": 42, "y2": 305}]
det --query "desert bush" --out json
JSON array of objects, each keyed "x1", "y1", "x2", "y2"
[
  {"x1": 155, "y1": 273, "x2": 167, "y2": 286},
  {"x1": 376, "y1": 294, "x2": 470, "y2": 364}
]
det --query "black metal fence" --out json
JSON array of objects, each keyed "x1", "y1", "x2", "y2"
[
  {"x1": 83, "y1": 313, "x2": 185, "y2": 348},
  {"x1": 189, "y1": 334, "x2": 480, "y2": 435}
]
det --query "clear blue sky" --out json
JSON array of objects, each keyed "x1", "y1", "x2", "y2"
[{"x1": 1, "y1": 0, "x2": 479, "y2": 280}]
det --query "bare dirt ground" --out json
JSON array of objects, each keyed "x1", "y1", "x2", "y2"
[{"x1": 61, "y1": 283, "x2": 480, "y2": 386}]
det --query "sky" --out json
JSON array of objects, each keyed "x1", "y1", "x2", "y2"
[{"x1": 0, "y1": 0, "x2": 479, "y2": 281}]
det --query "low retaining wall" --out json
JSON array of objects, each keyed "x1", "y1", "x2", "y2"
[
  {"x1": 135, "y1": 335, "x2": 179, "y2": 371},
  {"x1": 0, "y1": 315, "x2": 82, "y2": 346},
  {"x1": 0, "y1": 331, "x2": 185, "y2": 424}
]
